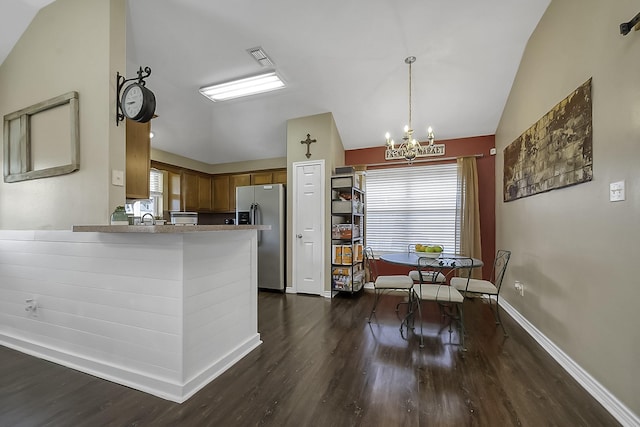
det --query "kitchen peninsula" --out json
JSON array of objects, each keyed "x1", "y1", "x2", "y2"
[{"x1": 0, "y1": 225, "x2": 268, "y2": 403}]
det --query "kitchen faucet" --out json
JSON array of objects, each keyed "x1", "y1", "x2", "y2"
[{"x1": 141, "y1": 213, "x2": 155, "y2": 225}]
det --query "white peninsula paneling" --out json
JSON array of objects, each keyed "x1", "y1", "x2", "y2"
[{"x1": 0, "y1": 229, "x2": 262, "y2": 402}]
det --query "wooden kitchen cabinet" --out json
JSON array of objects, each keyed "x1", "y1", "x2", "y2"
[
  {"x1": 230, "y1": 173, "x2": 251, "y2": 212},
  {"x1": 250, "y1": 169, "x2": 286, "y2": 186},
  {"x1": 272, "y1": 170, "x2": 287, "y2": 184},
  {"x1": 212, "y1": 175, "x2": 230, "y2": 212},
  {"x1": 151, "y1": 160, "x2": 286, "y2": 214},
  {"x1": 182, "y1": 171, "x2": 213, "y2": 212},
  {"x1": 125, "y1": 119, "x2": 150, "y2": 199},
  {"x1": 198, "y1": 175, "x2": 212, "y2": 211},
  {"x1": 181, "y1": 171, "x2": 199, "y2": 212},
  {"x1": 251, "y1": 172, "x2": 273, "y2": 185}
]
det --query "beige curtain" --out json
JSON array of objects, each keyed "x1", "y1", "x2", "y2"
[{"x1": 456, "y1": 157, "x2": 483, "y2": 279}]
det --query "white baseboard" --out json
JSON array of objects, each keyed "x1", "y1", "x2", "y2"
[
  {"x1": 1, "y1": 333, "x2": 262, "y2": 403},
  {"x1": 499, "y1": 298, "x2": 639, "y2": 427},
  {"x1": 180, "y1": 335, "x2": 262, "y2": 402}
]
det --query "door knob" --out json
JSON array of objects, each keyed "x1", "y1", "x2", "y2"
[{"x1": 297, "y1": 234, "x2": 303, "y2": 238}]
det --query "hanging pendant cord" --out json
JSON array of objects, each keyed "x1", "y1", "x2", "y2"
[{"x1": 408, "y1": 59, "x2": 412, "y2": 131}]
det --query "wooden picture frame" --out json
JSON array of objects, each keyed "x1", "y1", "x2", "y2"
[{"x1": 3, "y1": 91, "x2": 79, "y2": 183}]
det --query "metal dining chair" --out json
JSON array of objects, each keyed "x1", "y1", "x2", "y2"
[
  {"x1": 364, "y1": 247, "x2": 414, "y2": 325},
  {"x1": 450, "y1": 249, "x2": 511, "y2": 336},
  {"x1": 406, "y1": 244, "x2": 447, "y2": 285},
  {"x1": 413, "y1": 256, "x2": 473, "y2": 350}
]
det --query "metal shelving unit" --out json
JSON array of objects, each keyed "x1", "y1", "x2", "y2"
[{"x1": 331, "y1": 173, "x2": 365, "y2": 294}]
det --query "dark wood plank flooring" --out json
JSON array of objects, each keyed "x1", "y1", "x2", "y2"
[{"x1": 0, "y1": 291, "x2": 619, "y2": 426}]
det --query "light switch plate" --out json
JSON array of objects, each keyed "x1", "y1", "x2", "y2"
[
  {"x1": 609, "y1": 181, "x2": 625, "y2": 202},
  {"x1": 112, "y1": 169, "x2": 124, "y2": 186}
]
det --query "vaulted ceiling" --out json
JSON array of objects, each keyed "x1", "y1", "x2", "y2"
[{"x1": 2, "y1": 0, "x2": 550, "y2": 165}]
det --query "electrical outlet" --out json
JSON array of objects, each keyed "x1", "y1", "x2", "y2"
[
  {"x1": 514, "y1": 281, "x2": 524, "y2": 296},
  {"x1": 25, "y1": 298, "x2": 38, "y2": 316}
]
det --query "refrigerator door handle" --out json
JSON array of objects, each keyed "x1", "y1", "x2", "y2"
[{"x1": 255, "y1": 203, "x2": 262, "y2": 246}]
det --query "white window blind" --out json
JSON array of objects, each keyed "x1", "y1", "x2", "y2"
[
  {"x1": 150, "y1": 168, "x2": 164, "y2": 217},
  {"x1": 365, "y1": 163, "x2": 459, "y2": 253}
]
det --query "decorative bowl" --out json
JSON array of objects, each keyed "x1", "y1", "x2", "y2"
[{"x1": 416, "y1": 251, "x2": 441, "y2": 258}]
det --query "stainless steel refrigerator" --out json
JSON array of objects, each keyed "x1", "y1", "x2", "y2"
[{"x1": 236, "y1": 184, "x2": 286, "y2": 291}]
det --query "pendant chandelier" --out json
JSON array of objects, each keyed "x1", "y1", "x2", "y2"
[{"x1": 385, "y1": 56, "x2": 435, "y2": 163}]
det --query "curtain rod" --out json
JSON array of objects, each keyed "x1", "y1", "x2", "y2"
[{"x1": 363, "y1": 153, "x2": 484, "y2": 168}]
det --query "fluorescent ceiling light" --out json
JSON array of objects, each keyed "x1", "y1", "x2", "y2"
[{"x1": 199, "y1": 71, "x2": 285, "y2": 102}]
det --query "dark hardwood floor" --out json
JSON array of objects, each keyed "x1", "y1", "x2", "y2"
[{"x1": 0, "y1": 291, "x2": 619, "y2": 426}]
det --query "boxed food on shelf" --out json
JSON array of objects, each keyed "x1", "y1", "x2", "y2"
[
  {"x1": 354, "y1": 243, "x2": 364, "y2": 262},
  {"x1": 332, "y1": 224, "x2": 359, "y2": 239},
  {"x1": 332, "y1": 245, "x2": 342, "y2": 264},
  {"x1": 341, "y1": 245, "x2": 353, "y2": 265},
  {"x1": 332, "y1": 265, "x2": 365, "y2": 291},
  {"x1": 332, "y1": 266, "x2": 351, "y2": 289},
  {"x1": 331, "y1": 224, "x2": 341, "y2": 239},
  {"x1": 332, "y1": 266, "x2": 351, "y2": 276}
]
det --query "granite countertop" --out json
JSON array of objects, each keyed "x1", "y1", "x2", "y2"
[{"x1": 72, "y1": 224, "x2": 270, "y2": 233}]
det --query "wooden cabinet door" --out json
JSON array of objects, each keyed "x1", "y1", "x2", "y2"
[
  {"x1": 168, "y1": 171, "x2": 182, "y2": 211},
  {"x1": 125, "y1": 119, "x2": 150, "y2": 199},
  {"x1": 272, "y1": 169, "x2": 287, "y2": 184},
  {"x1": 230, "y1": 173, "x2": 251, "y2": 212},
  {"x1": 251, "y1": 172, "x2": 272, "y2": 185},
  {"x1": 198, "y1": 175, "x2": 212, "y2": 211},
  {"x1": 212, "y1": 175, "x2": 230, "y2": 212},
  {"x1": 182, "y1": 171, "x2": 199, "y2": 212}
]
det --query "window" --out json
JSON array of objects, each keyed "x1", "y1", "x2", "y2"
[
  {"x1": 149, "y1": 168, "x2": 164, "y2": 217},
  {"x1": 365, "y1": 163, "x2": 459, "y2": 253}
]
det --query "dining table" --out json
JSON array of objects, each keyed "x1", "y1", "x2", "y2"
[
  {"x1": 379, "y1": 252, "x2": 484, "y2": 270},
  {"x1": 378, "y1": 252, "x2": 484, "y2": 341}
]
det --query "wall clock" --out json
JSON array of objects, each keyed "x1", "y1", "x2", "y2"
[
  {"x1": 116, "y1": 66, "x2": 156, "y2": 125},
  {"x1": 121, "y1": 82, "x2": 155, "y2": 123}
]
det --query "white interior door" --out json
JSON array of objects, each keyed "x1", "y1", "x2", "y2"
[{"x1": 292, "y1": 160, "x2": 325, "y2": 296}]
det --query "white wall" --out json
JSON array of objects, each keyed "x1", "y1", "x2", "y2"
[
  {"x1": 286, "y1": 112, "x2": 345, "y2": 292},
  {"x1": 496, "y1": 0, "x2": 640, "y2": 418},
  {"x1": 0, "y1": 0, "x2": 126, "y2": 230}
]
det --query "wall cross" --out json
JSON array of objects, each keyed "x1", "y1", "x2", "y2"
[{"x1": 300, "y1": 134, "x2": 316, "y2": 159}]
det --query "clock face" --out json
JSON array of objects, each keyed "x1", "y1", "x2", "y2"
[
  {"x1": 120, "y1": 82, "x2": 156, "y2": 123},
  {"x1": 123, "y1": 84, "x2": 144, "y2": 119}
]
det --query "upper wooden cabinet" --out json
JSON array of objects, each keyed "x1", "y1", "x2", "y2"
[
  {"x1": 212, "y1": 175, "x2": 230, "y2": 212},
  {"x1": 251, "y1": 172, "x2": 273, "y2": 185},
  {"x1": 181, "y1": 171, "x2": 199, "y2": 212},
  {"x1": 150, "y1": 160, "x2": 286, "y2": 213},
  {"x1": 198, "y1": 175, "x2": 212, "y2": 211},
  {"x1": 181, "y1": 171, "x2": 213, "y2": 212},
  {"x1": 272, "y1": 170, "x2": 287, "y2": 184},
  {"x1": 125, "y1": 119, "x2": 150, "y2": 199},
  {"x1": 250, "y1": 169, "x2": 287, "y2": 186}
]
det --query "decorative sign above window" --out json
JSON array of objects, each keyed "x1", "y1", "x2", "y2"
[
  {"x1": 503, "y1": 78, "x2": 592, "y2": 202},
  {"x1": 3, "y1": 91, "x2": 79, "y2": 183},
  {"x1": 385, "y1": 143, "x2": 445, "y2": 161}
]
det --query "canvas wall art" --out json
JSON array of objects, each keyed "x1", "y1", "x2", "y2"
[{"x1": 503, "y1": 78, "x2": 592, "y2": 202}]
